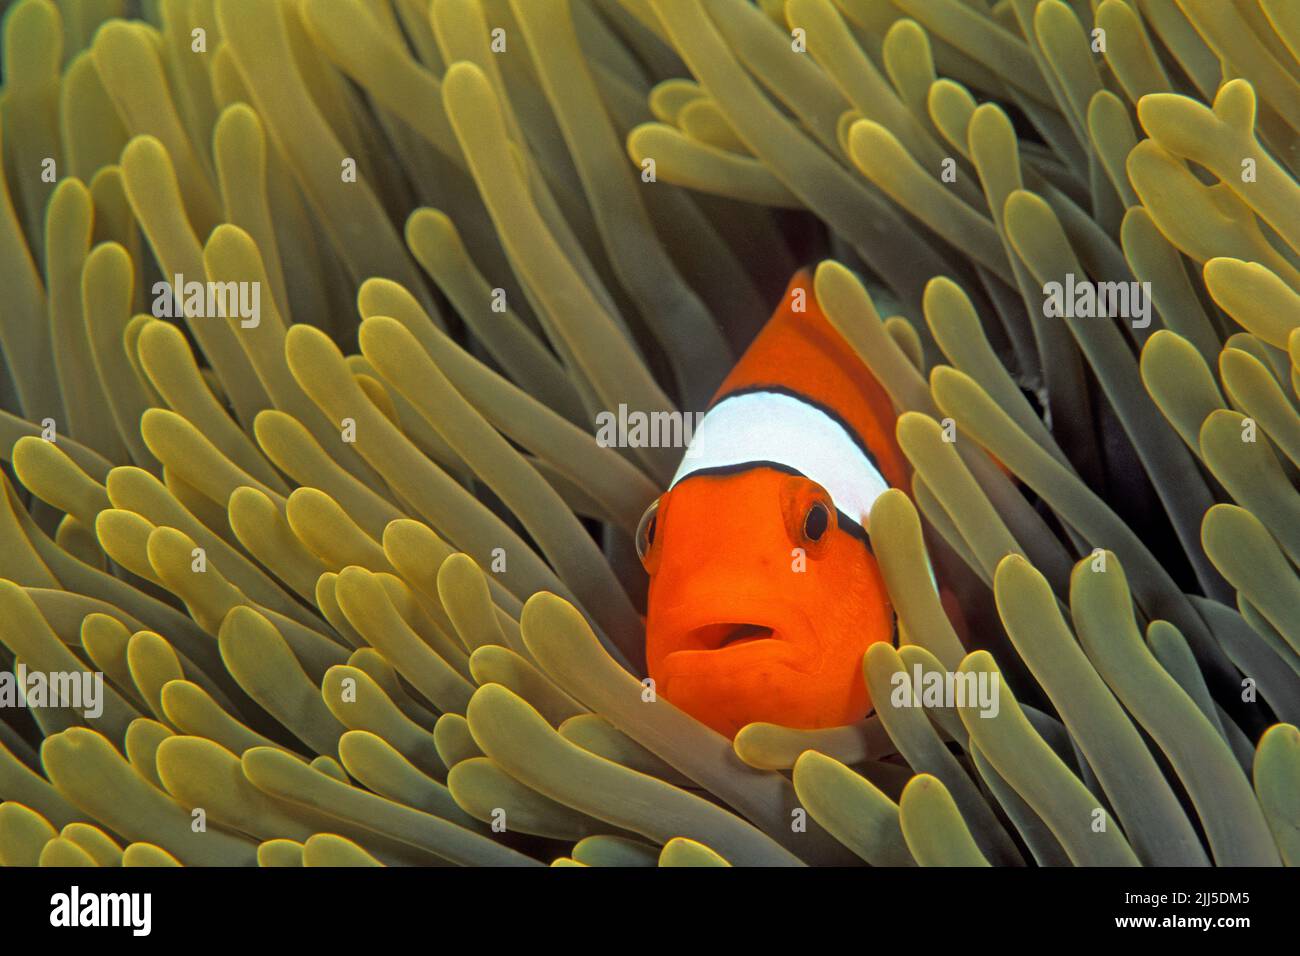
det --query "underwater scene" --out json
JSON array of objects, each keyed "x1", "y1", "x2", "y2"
[{"x1": 0, "y1": 0, "x2": 1296, "y2": 889}]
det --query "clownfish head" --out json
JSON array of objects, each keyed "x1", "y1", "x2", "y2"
[{"x1": 639, "y1": 467, "x2": 894, "y2": 739}]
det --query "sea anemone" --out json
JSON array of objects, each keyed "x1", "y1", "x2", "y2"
[{"x1": 0, "y1": 0, "x2": 1296, "y2": 867}]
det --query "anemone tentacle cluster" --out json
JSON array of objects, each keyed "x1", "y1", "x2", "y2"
[{"x1": 0, "y1": 0, "x2": 1296, "y2": 868}]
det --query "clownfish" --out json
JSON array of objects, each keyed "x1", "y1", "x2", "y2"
[{"x1": 638, "y1": 268, "x2": 917, "y2": 738}]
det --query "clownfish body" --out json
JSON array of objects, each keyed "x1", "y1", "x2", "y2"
[{"x1": 639, "y1": 269, "x2": 912, "y2": 738}]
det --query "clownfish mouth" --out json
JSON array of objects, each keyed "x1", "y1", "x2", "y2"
[
  {"x1": 689, "y1": 622, "x2": 777, "y2": 650},
  {"x1": 662, "y1": 617, "x2": 821, "y2": 671},
  {"x1": 651, "y1": 598, "x2": 824, "y2": 676}
]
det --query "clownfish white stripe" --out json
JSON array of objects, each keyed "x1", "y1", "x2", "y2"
[{"x1": 669, "y1": 390, "x2": 891, "y2": 530}]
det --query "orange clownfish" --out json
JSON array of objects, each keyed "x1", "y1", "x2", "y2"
[{"x1": 639, "y1": 268, "x2": 912, "y2": 738}]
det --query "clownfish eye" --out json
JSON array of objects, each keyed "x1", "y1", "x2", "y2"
[
  {"x1": 635, "y1": 497, "x2": 661, "y2": 566},
  {"x1": 803, "y1": 501, "x2": 830, "y2": 542}
]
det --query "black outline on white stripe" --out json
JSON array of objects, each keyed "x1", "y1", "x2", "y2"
[
  {"x1": 715, "y1": 383, "x2": 883, "y2": 476},
  {"x1": 673, "y1": 460, "x2": 873, "y2": 550}
]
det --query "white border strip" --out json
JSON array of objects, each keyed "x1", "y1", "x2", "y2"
[{"x1": 671, "y1": 391, "x2": 889, "y2": 528}]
